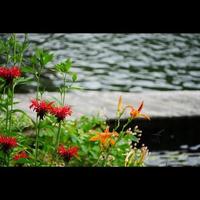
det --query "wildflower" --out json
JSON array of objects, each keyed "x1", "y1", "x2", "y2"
[
  {"x1": 139, "y1": 145, "x2": 149, "y2": 164},
  {"x1": 13, "y1": 151, "x2": 29, "y2": 161},
  {"x1": 89, "y1": 126, "x2": 119, "y2": 147},
  {"x1": 57, "y1": 145, "x2": 78, "y2": 162},
  {"x1": 0, "y1": 66, "x2": 21, "y2": 84},
  {"x1": 30, "y1": 99, "x2": 54, "y2": 120},
  {"x1": 0, "y1": 135, "x2": 17, "y2": 153},
  {"x1": 50, "y1": 105, "x2": 72, "y2": 122},
  {"x1": 127, "y1": 101, "x2": 150, "y2": 120}
]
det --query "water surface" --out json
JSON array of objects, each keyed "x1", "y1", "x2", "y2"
[{"x1": 13, "y1": 33, "x2": 200, "y2": 92}]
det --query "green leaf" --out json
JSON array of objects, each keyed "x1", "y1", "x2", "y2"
[
  {"x1": 72, "y1": 72, "x2": 78, "y2": 82},
  {"x1": 21, "y1": 66, "x2": 35, "y2": 73},
  {"x1": 14, "y1": 77, "x2": 33, "y2": 87},
  {"x1": 55, "y1": 58, "x2": 72, "y2": 73},
  {"x1": 0, "y1": 77, "x2": 5, "y2": 82},
  {"x1": 70, "y1": 86, "x2": 84, "y2": 91},
  {"x1": 43, "y1": 52, "x2": 54, "y2": 65}
]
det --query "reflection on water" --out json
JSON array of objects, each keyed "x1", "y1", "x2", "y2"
[{"x1": 2, "y1": 33, "x2": 200, "y2": 92}]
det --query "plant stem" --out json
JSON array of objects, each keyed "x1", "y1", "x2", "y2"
[
  {"x1": 19, "y1": 33, "x2": 28, "y2": 66},
  {"x1": 62, "y1": 73, "x2": 67, "y2": 105},
  {"x1": 7, "y1": 153, "x2": 10, "y2": 167},
  {"x1": 5, "y1": 87, "x2": 10, "y2": 133},
  {"x1": 93, "y1": 149, "x2": 103, "y2": 167},
  {"x1": 55, "y1": 121, "x2": 62, "y2": 149},
  {"x1": 35, "y1": 116, "x2": 40, "y2": 166},
  {"x1": 36, "y1": 76, "x2": 40, "y2": 99},
  {"x1": 8, "y1": 85, "x2": 14, "y2": 134},
  {"x1": 102, "y1": 149, "x2": 110, "y2": 167},
  {"x1": 121, "y1": 118, "x2": 132, "y2": 133},
  {"x1": 3, "y1": 153, "x2": 6, "y2": 166},
  {"x1": 114, "y1": 118, "x2": 121, "y2": 131},
  {"x1": 13, "y1": 33, "x2": 16, "y2": 65}
]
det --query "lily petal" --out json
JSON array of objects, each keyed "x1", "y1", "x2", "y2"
[
  {"x1": 89, "y1": 135, "x2": 100, "y2": 141},
  {"x1": 110, "y1": 139, "x2": 116, "y2": 145},
  {"x1": 137, "y1": 101, "x2": 144, "y2": 112},
  {"x1": 139, "y1": 113, "x2": 150, "y2": 120}
]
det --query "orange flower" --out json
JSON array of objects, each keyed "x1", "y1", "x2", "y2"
[
  {"x1": 89, "y1": 127, "x2": 119, "y2": 146},
  {"x1": 127, "y1": 101, "x2": 150, "y2": 120}
]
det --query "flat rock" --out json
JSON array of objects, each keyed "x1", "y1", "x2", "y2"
[{"x1": 15, "y1": 91, "x2": 200, "y2": 119}]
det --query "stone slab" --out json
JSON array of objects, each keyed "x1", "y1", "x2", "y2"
[{"x1": 15, "y1": 90, "x2": 200, "y2": 119}]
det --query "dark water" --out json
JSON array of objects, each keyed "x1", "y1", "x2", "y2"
[{"x1": 14, "y1": 33, "x2": 200, "y2": 92}]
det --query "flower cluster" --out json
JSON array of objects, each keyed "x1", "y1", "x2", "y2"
[
  {"x1": 30, "y1": 99, "x2": 72, "y2": 121},
  {"x1": 13, "y1": 151, "x2": 29, "y2": 161},
  {"x1": 30, "y1": 99, "x2": 54, "y2": 120},
  {"x1": 90, "y1": 126, "x2": 119, "y2": 147},
  {"x1": 0, "y1": 135, "x2": 17, "y2": 152},
  {"x1": 57, "y1": 145, "x2": 78, "y2": 162},
  {"x1": 0, "y1": 66, "x2": 21, "y2": 84},
  {"x1": 50, "y1": 105, "x2": 72, "y2": 122}
]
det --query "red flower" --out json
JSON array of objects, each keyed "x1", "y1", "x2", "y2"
[
  {"x1": 0, "y1": 66, "x2": 21, "y2": 84},
  {"x1": 13, "y1": 151, "x2": 29, "y2": 161},
  {"x1": 50, "y1": 105, "x2": 72, "y2": 122},
  {"x1": 30, "y1": 99, "x2": 54, "y2": 120},
  {"x1": 57, "y1": 145, "x2": 78, "y2": 162},
  {"x1": 0, "y1": 135, "x2": 17, "y2": 152}
]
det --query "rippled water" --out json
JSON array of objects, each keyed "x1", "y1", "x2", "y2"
[
  {"x1": 145, "y1": 151, "x2": 200, "y2": 167},
  {"x1": 11, "y1": 33, "x2": 200, "y2": 92}
]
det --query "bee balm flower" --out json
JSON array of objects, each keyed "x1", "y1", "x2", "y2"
[
  {"x1": 30, "y1": 99, "x2": 54, "y2": 120},
  {"x1": 0, "y1": 66, "x2": 21, "y2": 84},
  {"x1": 50, "y1": 105, "x2": 72, "y2": 122},
  {"x1": 13, "y1": 151, "x2": 29, "y2": 161},
  {"x1": 0, "y1": 135, "x2": 17, "y2": 153},
  {"x1": 57, "y1": 145, "x2": 78, "y2": 162}
]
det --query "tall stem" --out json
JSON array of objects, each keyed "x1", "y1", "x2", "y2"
[
  {"x1": 13, "y1": 33, "x2": 16, "y2": 65},
  {"x1": 55, "y1": 121, "x2": 62, "y2": 149},
  {"x1": 8, "y1": 85, "x2": 14, "y2": 134},
  {"x1": 121, "y1": 118, "x2": 132, "y2": 133},
  {"x1": 62, "y1": 73, "x2": 67, "y2": 105},
  {"x1": 7, "y1": 153, "x2": 10, "y2": 167},
  {"x1": 36, "y1": 76, "x2": 40, "y2": 99},
  {"x1": 35, "y1": 116, "x2": 40, "y2": 166},
  {"x1": 114, "y1": 117, "x2": 121, "y2": 131},
  {"x1": 3, "y1": 153, "x2": 7, "y2": 166},
  {"x1": 5, "y1": 94, "x2": 9, "y2": 133}
]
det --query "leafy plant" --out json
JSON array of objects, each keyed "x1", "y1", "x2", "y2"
[{"x1": 0, "y1": 33, "x2": 150, "y2": 167}]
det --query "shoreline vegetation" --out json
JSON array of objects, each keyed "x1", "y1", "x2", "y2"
[{"x1": 0, "y1": 34, "x2": 150, "y2": 167}]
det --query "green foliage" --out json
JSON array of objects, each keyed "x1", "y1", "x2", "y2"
[{"x1": 0, "y1": 33, "x2": 149, "y2": 167}]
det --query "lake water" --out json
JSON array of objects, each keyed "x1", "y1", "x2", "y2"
[{"x1": 12, "y1": 33, "x2": 200, "y2": 92}]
